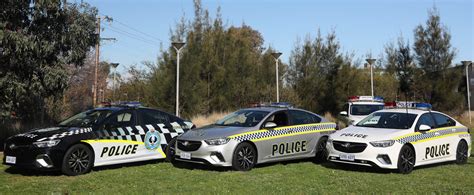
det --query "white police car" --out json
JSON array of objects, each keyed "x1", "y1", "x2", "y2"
[
  {"x1": 339, "y1": 96, "x2": 385, "y2": 125},
  {"x1": 328, "y1": 102, "x2": 471, "y2": 173}
]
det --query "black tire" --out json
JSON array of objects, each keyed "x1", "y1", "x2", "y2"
[
  {"x1": 165, "y1": 137, "x2": 177, "y2": 163},
  {"x1": 61, "y1": 144, "x2": 94, "y2": 176},
  {"x1": 456, "y1": 140, "x2": 469, "y2": 164},
  {"x1": 397, "y1": 145, "x2": 415, "y2": 174},
  {"x1": 232, "y1": 142, "x2": 257, "y2": 171},
  {"x1": 314, "y1": 136, "x2": 328, "y2": 163}
]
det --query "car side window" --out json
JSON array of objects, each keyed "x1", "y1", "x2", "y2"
[
  {"x1": 289, "y1": 110, "x2": 322, "y2": 125},
  {"x1": 432, "y1": 113, "x2": 456, "y2": 128},
  {"x1": 264, "y1": 111, "x2": 289, "y2": 128},
  {"x1": 139, "y1": 109, "x2": 170, "y2": 125},
  {"x1": 101, "y1": 110, "x2": 136, "y2": 129},
  {"x1": 415, "y1": 113, "x2": 436, "y2": 131}
]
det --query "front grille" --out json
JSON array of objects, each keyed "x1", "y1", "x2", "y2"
[
  {"x1": 177, "y1": 140, "x2": 202, "y2": 151},
  {"x1": 333, "y1": 141, "x2": 367, "y2": 153}
]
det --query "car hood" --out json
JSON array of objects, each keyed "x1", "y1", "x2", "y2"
[
  {"x1": 178, "y1": 124, "x2": 256, "y2": 141},
  {"x1": 330, "y1": 125, "x2": 411, "y2": 142},
  {"x1": 7, "y1": 126, "x2": 84, "y2": 144}
]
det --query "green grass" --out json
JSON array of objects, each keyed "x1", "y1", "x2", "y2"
[{"x1": 1, "y1": 152, "x2": 473, "y2": 194}]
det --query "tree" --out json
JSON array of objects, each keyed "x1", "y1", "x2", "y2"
[
  {"x1": 0, "y1": 1, "x2": 98, "y2": 123},
  {"x1": 385, "y1": 37, "x2": 416, "y2": 99},
  {"x1": 413, "y1": 7, "x2": 462, "y2": 111}
]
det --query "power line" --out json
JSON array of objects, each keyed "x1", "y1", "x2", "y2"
[
  {"x1": 113, "y1": 19, "x2": 164, "y2": 43},
  {"x1": 104, "y1": 25, "x2": 159, "y2": 47},
  {"x1": 100, "y1": 14, "x2": 163, "y2": 43},
  {"x1": 104, "y1": 23, "x2": 160, "y2": 45}
]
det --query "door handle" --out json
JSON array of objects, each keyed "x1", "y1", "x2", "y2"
[{"x1": 434, "y1": 132, "x2": 440, "y2": 136}]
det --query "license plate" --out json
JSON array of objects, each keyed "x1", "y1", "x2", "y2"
[
  {"x1": 339, "y1": 153, "x2": 355, "y2": 161},
  {"x1": 180, "y1": 152, "x2": 191, "y2": 160},
  {"x1": 5, "y1": 156, "x2": 16, "y2": 164}
]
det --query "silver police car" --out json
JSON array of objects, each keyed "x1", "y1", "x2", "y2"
[{"x1": 167, "y1": 106, "x2": 337, "y2": 171}]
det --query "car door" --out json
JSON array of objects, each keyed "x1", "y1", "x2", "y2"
[
  {"x1": 255, "y1": 110, "x2": 316, "y2": 162},
  {"x1": 288, "y1": 110, "x2": 324, "y2": 156},
  {"x1": 412, "y1": 113, "x2": 451, "y2": 165},
  {"x1": 138, "y1": 109, "x2": 182, "y2": 155},
  {"x1": 431, "y1": 112, "x2": 460, "y2": 161},
  {"x1": 87, "y1": 110, "x2": 145, "y2": 166}
]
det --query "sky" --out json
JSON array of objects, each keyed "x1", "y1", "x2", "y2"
[{"x1": 84, "y1": 0, "x2": 473, "y2": 74}]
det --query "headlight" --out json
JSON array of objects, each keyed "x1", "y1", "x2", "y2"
[
  {"x1": 33, "y1": 140, "x2": 61, "y2": 148},
  {"x1": 370, "y1": 140, "x2": 395, "y2": 147},
  {"x1": 327, "y1": 138, "x2": 333, "y2": 145},
  {"x1": 205, "y1": 138, "x2": 230, "y2": 145}
]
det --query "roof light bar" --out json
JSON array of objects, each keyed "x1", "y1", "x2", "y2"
[
  {"x1": 384, "y1": 101, "x2": 432, "y2": 110},
  {"x1": 348, "y1": 96, "x2": 384, "y2": 102}
]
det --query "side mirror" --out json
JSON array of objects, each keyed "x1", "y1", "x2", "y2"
[
  {"x1": 340, "y1": 111, "x2": 348, "y2": 116},
  {"x1": 264, "y1": 122, "x2": 277, "y2": 129},
  {"x1": 419, "y1": 124, "x2": 431, "y2": 131}
]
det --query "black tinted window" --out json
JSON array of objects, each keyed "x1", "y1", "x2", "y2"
[
  {"x1": 416, "y1": 113, "x2": 436, "y2": 130},
  {"x1": 351, "y1": 105, "x2": 384, "y2": 115},
  {"x1": 103, "y1": 111, "x2": 135, "y2": 128},
  {"x1": 356, "y1": 112, "x2": 417, "y2": 129},
  {"x1": 432, "y1": 113, "x2": 456, "y2": 128},
  {"x1": 290, "y1": 110, "x2": 321, "y2": 125},
  {"x1": 140, "y1": 109, "x2": 170, "y2": 124}
]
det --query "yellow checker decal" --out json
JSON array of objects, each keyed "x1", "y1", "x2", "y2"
[
  {"x1": 394, "y1": 126, "x2": 468, "y2": 144},
  {"x1": 229, "y1": 123, "x2": 337, "y2": 142}
]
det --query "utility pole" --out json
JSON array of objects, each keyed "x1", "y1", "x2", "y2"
[
  {"x1": 93, "y1": 17, "x2": 101, "y2": 107},
  {"x1": 93, "y1": 16, "x2": 115, "y2": 107},
  {"x1": 271, "y1": 52, "x2": 282, "y2": 102}
]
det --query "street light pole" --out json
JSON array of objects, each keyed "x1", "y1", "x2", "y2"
[
  {"x1": 172, "y1": 42, "x2": 185, "y2": 117},
  {"x1": 366, "y1": 58, "x2": 376, "y2": 98},
  {"x1": 462, "y1": 60, "x2": 472, "y2": 124},
  {"x1": 110, "y1": 63, "x2": 119, "y2": 102},
  {"x1": 271, "y1": 52, "x2": 282, "y2": 103}
]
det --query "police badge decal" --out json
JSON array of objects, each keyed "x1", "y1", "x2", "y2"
[{"x1": 144, "y1": 128, "x2": 161, "y2": 150}]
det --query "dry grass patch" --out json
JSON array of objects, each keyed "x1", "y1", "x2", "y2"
[{"x1": 190, "y1": 112, "x2": 230, "y2": 127}]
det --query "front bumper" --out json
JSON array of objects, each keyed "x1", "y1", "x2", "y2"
[
  {"x1": 174, "y1": 139, "x2": 239, "y2": 167},
  {"x1": 3, "y1": 143, "x2": 64, "y2": 170},
  {"x1": 327, "y1": 139, "x2": 401, "y2": 169}
]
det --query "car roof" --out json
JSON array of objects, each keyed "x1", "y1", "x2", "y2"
[
  {"x1": 350, "y1": 101, "x2": 385, "y2": 105},
  {"x1": 375, "y1": 108, "x2": 430, "y2": 115}
]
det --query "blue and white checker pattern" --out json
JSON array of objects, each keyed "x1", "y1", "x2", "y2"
[
  {"x1": 230, "y1": 123, "x2": 337, "y2": 142},
  {"x1": 396, "y1": 128, "x2": 459, "y2": 144},
  {"x1": 36, "y1": 127, "x2": 93, "y2": 141}
]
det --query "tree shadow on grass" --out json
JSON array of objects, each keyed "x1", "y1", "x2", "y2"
[
  {"x1": 3, "y1": 159, "x2": 168, "y2": 176},
  {"x1": 321, "y1": 157, "x2": 474, "y2": 174},
  {"x1": 171, "y1": 158, "x2": 323, "y2": 172}
]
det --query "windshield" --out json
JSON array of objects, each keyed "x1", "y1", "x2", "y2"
[
  {"x1": 356, "y1": 112, "x2": 417, "y2": 129},
  {"x1": 351, "y1": 104, "x2": 384, "y2": 116},
  {"x1": 59, "y1": 110, "x2": 113, "y2": 127},
  {"x1": 215, "y1": 110, "x2": 269, "y2": 127}
]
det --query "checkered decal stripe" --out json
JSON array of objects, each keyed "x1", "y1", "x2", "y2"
[
  {"x1": 230, "y1": 123, "x2": 337, "y2": 142},
  {"x1": 396, "y1": 128, "x2": 460, "y2": 144},
  {"x1": 36, "y1": 128, "x2": 93, "y2": 141},
  {"x1": 95, "y1": 122, "x2": 185, "y2": 149}
]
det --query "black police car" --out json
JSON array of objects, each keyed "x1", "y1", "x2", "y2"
[{"x1": 3, "y1": 102, "x2": 194, "y2": 175}]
